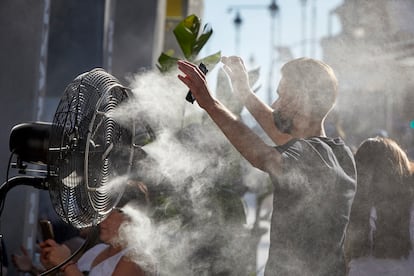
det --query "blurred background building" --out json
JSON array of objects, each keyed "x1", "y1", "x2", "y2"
[{"x1": 321, "y1": 0, "x2": 414, "y2": 152}]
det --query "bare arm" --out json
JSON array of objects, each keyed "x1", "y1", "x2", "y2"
[
  {"x1": 177, "y1": 60, "x2": 281, "y2": 174},
  {"x1": 221, "y1": 56, "x2": 291, "y2": 145}
]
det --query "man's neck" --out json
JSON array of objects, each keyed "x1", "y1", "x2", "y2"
[{"x1": 291, "y1": 121, "x2": 325, "y2": 139}]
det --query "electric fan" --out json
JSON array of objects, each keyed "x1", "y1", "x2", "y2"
[
  {"x1": 1, "y1": 67, "x2": 151, "y2": 227},
  {"x1": 47, "y1": 67, "x2": 135, "y2": 228},
  {"x1": 0, "y1": 67, "x2": 154, "y2": 275}
]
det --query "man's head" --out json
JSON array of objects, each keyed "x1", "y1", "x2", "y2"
[{"x1": 272, "y1": 57, "x2": 338, "y2": 134}]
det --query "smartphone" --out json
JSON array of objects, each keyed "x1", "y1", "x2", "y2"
[{"x1": 38, "y1": 219, "x2": 55, "y2": 241}]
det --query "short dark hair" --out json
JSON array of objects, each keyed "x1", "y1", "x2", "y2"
[{"x1": 280, "y1": 57, "x2": 338, "y2": 119}]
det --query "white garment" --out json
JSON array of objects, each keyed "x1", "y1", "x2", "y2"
[
  {"x1": 77, "y1": 243, "x2": 128, "y2": 276},
  {"x1": 348, "y1": 205, "x2": 414, "y2": 276}
]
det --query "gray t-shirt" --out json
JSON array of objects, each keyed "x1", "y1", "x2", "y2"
[{"x1": 265, "y1": 137, "x2": 356, "y2": 276}]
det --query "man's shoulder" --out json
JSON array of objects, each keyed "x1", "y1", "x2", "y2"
[
  {"x1": 277, "y1": 136, "x2": 347, "y2": 151},
  {"x1": 306, "y1": 136, "x2": 345, "y2": 146},
  {"x1": 276, "y1": 136, "x2": 354, "y2": 165},
  {"x1": 299, "y1": 136, "x2": 352, "y2": 153}
]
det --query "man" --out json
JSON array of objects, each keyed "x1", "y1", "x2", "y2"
[{"x1": 177, "y1": 56, "x2": 356, "y2": 275}]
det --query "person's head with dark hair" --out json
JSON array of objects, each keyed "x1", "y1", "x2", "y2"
[
  {"x1": 271, "y1": 57, "x2": 338, "y2": 135},
  {"x1": 345, "y1": 137, "x2": 413, "y2": 265}
]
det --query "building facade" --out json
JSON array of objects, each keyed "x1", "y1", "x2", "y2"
[{"x1": 321, "y1": 0, "x2": 414, "y2": 152}]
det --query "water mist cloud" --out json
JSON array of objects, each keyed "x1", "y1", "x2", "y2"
[{"x1": 108, "y1": 67, "x2": 259, "y2": 275}]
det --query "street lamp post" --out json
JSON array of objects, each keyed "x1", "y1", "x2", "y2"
[
  {"x1": 300, "y1": 0, "x2": 308, "y2": 57},
  {"x1": 268, "y1": 0, "x2": 279, "y2": 104},
  {"x1": 310, "y1": 0, "x2": 317, "y2": 58},
  {"x1": 228, "y1": 0, "x2": 280, "y2": 105},
  {"x1": 233, "y1": 11, "x2": 243, "y2": 55}
]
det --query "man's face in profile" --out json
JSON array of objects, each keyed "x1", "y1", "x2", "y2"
[
  {"x1": 271, "y1": 78, "x2": 296, "y2": 134},
  {"x1": 272, "y1": 109, "x2": 293, "y2": 134}
]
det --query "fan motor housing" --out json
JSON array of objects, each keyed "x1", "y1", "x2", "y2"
[{"x1": 9, "y1": 122, "x2": 51, "y2": 164}]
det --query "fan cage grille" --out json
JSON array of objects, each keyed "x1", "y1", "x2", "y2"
[{"x1": 48, "y1": 68, "x2": 133, "y2": 228}]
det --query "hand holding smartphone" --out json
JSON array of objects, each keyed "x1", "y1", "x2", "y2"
[
  {"x1": 185, "y1": 62, "x2": 208, "y2": 104},
  {"x1": 38, "y1": 219, "x2": 55, "y2": 241}
]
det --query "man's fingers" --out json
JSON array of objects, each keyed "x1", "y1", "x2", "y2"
[
  {"x1": 222, "y1": 68, "x2": 234, "y2": 81},
  {"x1": 41, "y1": 239, "x2": 56, "y2": 247},
  {"x1": 221, "y1": 55, "x2": 243, "y2": 66},
  {"x1": 177, "y1": 60, "x2": 205, "y2": 79},
  {"x1": 177, "y1": 74, "x2": 192, "y2": 85},
  {"x1": 177, "y1": 60, "x2": 197, "y2": 74},
  {"x1": 177, "y1": 59, "x2": 196, "y2": 67},
  {"x1": 42, "y1": 246, "x2": 54, "y2": 254},
  {"x1": 222, "y1": 64, "x2": 232, "y2": 75},
  {"x1": 221, "y1": 56, "x2": 246, "y2": 78}
]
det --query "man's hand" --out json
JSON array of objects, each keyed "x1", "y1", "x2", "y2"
[
  {"x1": 177, "y1": 60, "x2": 214, "y2": 110},
  {"x1": 221, "y1": 56, "x2": 251, "y2": 100},
  {"x1": 185, "y1": 62, "x2": 208, "y2": 103},
  {"x1": 223, "y1": 56, "x2": 292, "y2": 146}
]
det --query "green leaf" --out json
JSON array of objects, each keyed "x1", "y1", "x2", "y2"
[
  {"x1": 194, "y1": 51, "x2": 221, "y2": 69},
  {"x1": 157, "y1": 51, "x2": 179, "y2": 72},
  {"x1": 173, "y1": 14, "x2": 200, "y2": 59},
  {"x1": 192, "y1": 23, "x2": 213, "y2": 57},
  {"x1": 156, "y1": 14, "x2": 221, "y2": 74}
]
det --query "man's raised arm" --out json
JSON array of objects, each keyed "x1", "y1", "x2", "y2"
[
  {"x1": 177, "y1": 60, "x2": 281, "y2": 174},
  {"x1": 221, "y1": 56, "x2": 290, "y2": 145}
]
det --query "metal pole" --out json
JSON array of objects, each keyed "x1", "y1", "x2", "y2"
[
  {"x1": 300, "y1": 0, "x2": 308, "y2": 57},
  {"x1": 268, "y1": 1, "x2": 279, "y2": 105},
  {"x1": 227, "y1": 1, "x2": 279, "y2": 105},
  {"x1": 34, "y1": 0, "x2": 51, "y2": 122},
  {"x1": 234, "y1": 11, "x2": 243, "y2": 55},
  {"x1": 103, "y1": 0, "x2": 117, "y2": 73},
  {"x1": 310, "y1": 0, "x2": 317, "y2": 57}
]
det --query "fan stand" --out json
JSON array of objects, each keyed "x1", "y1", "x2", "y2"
[
  {"x1": 0, "y1": 156, "x2": 49, "y2": 275},
  {"x1": 0, "y1": 179, "x2": 46, "y2": 276},
  {"x1": 0, "y1": 153, "x2": 49, "y2": 208},
  {"x1": 0, "y1": 234, "x2": 3, "y2": 276}
]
